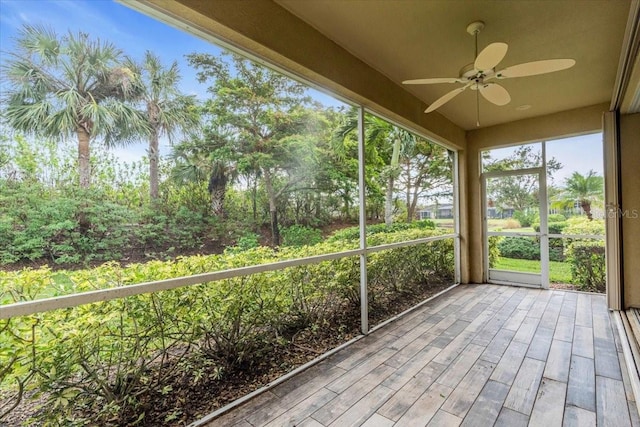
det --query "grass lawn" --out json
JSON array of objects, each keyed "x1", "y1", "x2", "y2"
[{"x1": 494, "y1": 257, "x2": 572, "y2": 283}]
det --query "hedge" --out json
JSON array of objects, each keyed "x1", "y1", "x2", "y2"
[{"x1": 0, "y1": 228, "x2": 453, "y2": 425}]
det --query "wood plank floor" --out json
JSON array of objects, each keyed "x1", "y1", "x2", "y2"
[{"x1": 209, "y1": 284, "x2": 640, "y2": 427}]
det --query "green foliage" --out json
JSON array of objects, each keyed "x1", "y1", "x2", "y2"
[
  {"x1": 533, "y1": 221, "x2": 567, "y2": 235},
  {"x1": 484, "y1": 145, "x2": 562, "y2": 212},
  {"x1": 498, "y1": 237, "x2": 540, "y2": 261},
  {"x1": 563, "y1": 216, "x2": 605, "y2": 235},
  {"x1": 488, "y1": 235, "x2": 502, "y2": 268},
  {"x1": 512, "y1": 210, "x2": 537, "y2": 228},
  {"x1": 566, "y1": 241, "x2": 606, "y2": 292},
  {"x1": 226, "y1": 232, "x2": 261, "y2": 253},
  {"x1": 563, "y1": 216, "x2": 606, "y2": 291},
  {"x1": 1, "y1": 228, "x2": 453, "y2": 424},
  {"x1": 3, "y1": 25, "x2": 147, "y2": 188},
  {"x1": 548, "y1": 213, "x2": 567, "y2": 222},
  {"x1": 326, "y1": 219, "x2": 435, "y2": 242},
  {"x1": 562, "y1": 170, "x2": 604, "y2": 220},
  {"x1": 497, "y1": 236, "x2": 564, "y2": 262},
  {"x1": 280, "y1": 225, "x2": 323, "y2": 247}
]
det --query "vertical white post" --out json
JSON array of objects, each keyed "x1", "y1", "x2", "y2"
[
  {"x1": 481, "y1": 175, "x2": 489, "y2": 283},
  {"x1": 452, "y1": 150, "x2": 461, "y2": 284},
  {"x1": 357, "y1": 107, "x2": 368, "y2": 334},
  {"x1": 540, "y1": 143, "x2": 550, "y2": 289}
]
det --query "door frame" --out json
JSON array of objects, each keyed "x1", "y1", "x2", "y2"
[{"x1": 482, "y1": 167, "x2": 549, "y2": 288}]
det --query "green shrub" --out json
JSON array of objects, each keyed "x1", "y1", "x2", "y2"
[
  {"x1": 563, "y1": 216, "x2": 605, "y2": 236},
  {"x1": 326, "y1": 219, "x2": 435, "y2": 242},
  {"x1": 562, "y1": 217, "x2": 606, "y2": 291},
  {"x1": 280, "y1": 225, "x2": 323, "y2": 247},
  {"x1": 498, "y1": 237, "x2": 539, "y2": 260},
  {"x1": 548, "y1": 213, "x2": 566, "y2": 222},
  {"x1": 532, "y1": 221, "x2": 567, "y2": 235},
  {"x1": 226, "y1": 232, "x2": 261, "y2": 253},
  {"x1": 566, "y1": 240, "x2": 606, "y2": 292},
  {"x1": 513, "y1": 210, "x2": 537, "y2": 227},
  {"x1": 488, "y1": 235, "x2": 502, "y2": 268},
  {"x1": 1, "y1": 228, "x2": 454, "y2": 424},
  {"x1": 496, "y1": 235, "x2": 564, "y2": 262}
]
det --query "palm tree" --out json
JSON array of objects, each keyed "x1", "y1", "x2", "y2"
[
  {"x1": 2, "y1": 25, "x2": 145, "y2": 188},
  {"x1": 334, "y1": 108, "x2": 416, "y2": 225},
  {"x1": 127, "y1": 51, "x2": 198, "y2": 201},
  {"x1": 563, "y1": 170, "x2": 603, "y2": 220},
  {"x1": 170, "y1": 131, "x2": 237, "y2": 217}
]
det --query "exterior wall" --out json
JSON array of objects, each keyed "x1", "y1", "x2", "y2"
[
  {"x1": 621, "y1": 113, "x2": 640, "y2": 308},
  {"x1": 464, "y1": 104, "x2": 607, "y2": 283}
]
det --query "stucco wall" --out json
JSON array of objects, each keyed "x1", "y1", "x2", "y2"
[{"x1": 621, "y1": 113, "x2": 640, "y2": 308}]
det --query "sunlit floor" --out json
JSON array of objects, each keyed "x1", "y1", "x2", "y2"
[{"x1": 208, "y1": 284, "x2": 639, "y2": 427}]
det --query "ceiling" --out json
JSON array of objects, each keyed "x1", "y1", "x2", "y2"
[{"x1": 276, "y1": 0, "x2": 633, "y2": 130}]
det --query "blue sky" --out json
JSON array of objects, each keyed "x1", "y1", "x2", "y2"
[
  {"x1": 484, "y1": 133, "x2": 604, "y2": 184},
  {"x1": 0, "y1": 0, "x2": 345, "y2": 161}
]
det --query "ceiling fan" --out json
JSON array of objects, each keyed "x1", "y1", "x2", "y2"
[{"x1": 402, "y1": 21, "x2": 576, "y2": 125}]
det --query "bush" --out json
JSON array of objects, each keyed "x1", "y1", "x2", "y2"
[
  {"x1": 533, "y1": 221, "x2": 567, "y2": 235},
  {"x1": 566, "y1": 240, "x2": 606, "y2": 292},
  {"x1": 498, "y1": 237, "x2": 539, "y2": 260},
  {"x1": 326, "y1": 219, "x2": 436, "y2": 242},
  {"x1": 548, "y1": 213, "x2": 566, "y2": 222},
  {"x1": 563, "y1": 216, "x2": 605, "y2": 236},
  {"x1": 226, "y1": 232, "x2": 261, "y2": 253},
  {"x1": 1, "y1": 228, "x2": 454, "y2": 424},
  {"x1": 280, "y1": 225, "x2": 323, "y2": 247},
  {"x1": 488, "y1": 235, "x2": 502, "y2": 267},
  {"x1": 562, "y1": 217, "x2": 606, "y2": 291},
  {"x1": 513, "y1": 210, "x2": 537, "y2": 228}
]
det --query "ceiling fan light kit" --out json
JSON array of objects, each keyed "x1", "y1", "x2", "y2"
[{"x1": 403, "y1": 20, "x2": 576, "y2": 125}]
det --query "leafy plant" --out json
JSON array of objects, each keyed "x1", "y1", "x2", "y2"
[
  {"x1": 566, "y1": 241, "x2": 605, "y2": 291},
  {"x1": 280, "y1": 225, "x2": 323, "y2": 247},
  {"x1": 512, "y1": 210, "x2": 537, "y2": 228},
  {"x1": 488, "y1": 235, "x2": 502, "y2": 268},
  {"x1": 1, "y1": 228, "x2": 453, "y2": 424}
]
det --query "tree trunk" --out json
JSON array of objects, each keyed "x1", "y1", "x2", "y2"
[
  {"x1": 581, "y1": 199, "x2": 593, "y2": 220},
  {"x1": 384, "y1": 137, "x2": 402, "y2": 226},
  {"x1": 149, "y1": 127, "x2": 160, "y2": 201},
  {"x1": 252, "y1": 178, "x2": 258, "y2": 221},
  {"x1": 77, "y1": 127, "x2": 91, "y2": 189},
  {"x1": 263, "y1": 169, "x2": 280, "y2": 246},
  {"x1": 385, "y1": 179, "x2": 394, "y2": 226},
  {"x1": 208, "y1": 169, "x2": 227, "y2": 217},
  {"x1": 405, "y1": 161, "x2": 412, "y2": 222},
  {"x1": 210, "y1": 186, "x2": 226, "y2": 217}
]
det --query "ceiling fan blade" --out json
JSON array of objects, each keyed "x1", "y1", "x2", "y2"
[
  {"x1": 402, "y1": 77, "x2": 461, "y2": 85},
  {"x1": 479, "y1": 83, "x2": 511, "y2": 106},
  {"x1": 498, "y1": 58, "x2": 576, "y2": 78},
  {"x1": 425, "y1": 84, "x2": 470, "y2": 113},
  {"x1": 474, "y1": 42, "x2": 508, "y2": 71}
]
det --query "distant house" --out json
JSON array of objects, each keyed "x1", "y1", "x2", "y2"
[
  {"x1": 486, "y1": 207, "x2": 515, "y2": 219},
  {"x1": 418, "y1": 204, "x2": 454, "y2": 219}
]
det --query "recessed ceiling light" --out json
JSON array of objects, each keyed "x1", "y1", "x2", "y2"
[{"x1": 516, "y1": 104, "x2": 532, "y2": 111}]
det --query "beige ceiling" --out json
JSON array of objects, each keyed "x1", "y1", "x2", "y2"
[{"x1": 276, "y1": 0, "x2": 631, "y2": 130}]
